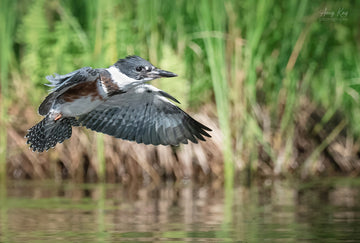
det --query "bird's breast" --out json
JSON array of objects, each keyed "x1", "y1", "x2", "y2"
[
  {"x1": 100, "y1": 69, "x2": 126, "y2": 96},
  {"x1": 59, "y1": 81, "x2": 103, "y2": 102},
  {"x1": 56, "y1": 81, "x2": 104, "y2": 116}
]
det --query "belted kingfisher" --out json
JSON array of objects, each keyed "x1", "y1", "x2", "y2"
[{"x1": 26, "y1": 56, "x2": 211, "y2": 152}]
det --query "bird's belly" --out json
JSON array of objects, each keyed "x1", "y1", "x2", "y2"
[{"x1": 59, "y1": 96, "x2": 103, "y2": 116}]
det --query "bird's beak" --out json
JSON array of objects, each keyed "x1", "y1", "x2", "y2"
[{"x1": 149, "y1": 68, "x2": 177, "y2": 78}]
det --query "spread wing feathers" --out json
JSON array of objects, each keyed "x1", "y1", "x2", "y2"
[
  {"x1": 78, "y1": 84, "x2": 211, "y2": 145},
  {"x1": 38, "y1": 67, "x2": 100, "y2": 116},
  {"x1": 45, "y1": 67, "x2": 99, "y2": 92}
]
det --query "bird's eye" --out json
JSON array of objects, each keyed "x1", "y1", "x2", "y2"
[{"x1": 136, "y1": 66, "x2": 144, "y2": 72}]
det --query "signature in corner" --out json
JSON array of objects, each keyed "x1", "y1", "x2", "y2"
[{"x1": 319, "y1": 7, "x2": 348, "y2": 21}]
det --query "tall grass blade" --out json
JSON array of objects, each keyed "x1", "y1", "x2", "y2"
[
  {"x1": 197, "y1": 0, "x2": 233, "y2": 187},
  {"x1": 0, "y1": 0, "x2": 16, "y2": 182}
]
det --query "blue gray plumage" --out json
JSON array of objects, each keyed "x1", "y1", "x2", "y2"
[{"x1": 26, "y1": 56, "x2": 211, "y2": 152}]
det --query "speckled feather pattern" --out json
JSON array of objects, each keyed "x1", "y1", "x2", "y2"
[{"x1": 26, "y1": 117, "x2": 79, "y2": 152}]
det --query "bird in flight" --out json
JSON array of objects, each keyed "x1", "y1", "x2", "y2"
[{"x1": 26, "y1": 56, "x2": 211, "y2": 152}]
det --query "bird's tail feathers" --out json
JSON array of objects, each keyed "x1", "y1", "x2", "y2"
[{"x1": 26, "y1": 116, "x2": 78, "y2": 152}]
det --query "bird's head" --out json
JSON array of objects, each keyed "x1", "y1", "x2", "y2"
[{"x1": 114, "y1": 56, "x2": 177, "y2": 81}]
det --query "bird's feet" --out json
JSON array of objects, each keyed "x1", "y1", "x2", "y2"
[{"x1": 54, "y1": 113, "x2": 63, "y2": 121}]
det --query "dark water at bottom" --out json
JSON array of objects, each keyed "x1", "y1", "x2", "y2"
[{"x1": 0, "y1": 178, "x2": 359, "y2": 242}]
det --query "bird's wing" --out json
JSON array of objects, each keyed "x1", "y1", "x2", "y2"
[
  {"x1": 45, "y1": 67, "x2": 100, "y2": 93},
  {"x1": 78, "y1": 84, "x2": 211, "y2": 145},
  {"x1": 38, "y1": 67, "x2": 101, "y2": 115}
]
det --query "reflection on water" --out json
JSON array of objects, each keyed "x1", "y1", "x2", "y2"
[{"x1": 1, "y1": 178, "x2": 360, "y2": 242}]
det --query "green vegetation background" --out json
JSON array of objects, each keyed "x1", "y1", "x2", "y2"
[{"x1": 0, "y1": 0, "x2": 359, "y2": 183}]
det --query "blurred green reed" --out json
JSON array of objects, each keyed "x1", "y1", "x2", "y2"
[
  {"x1": 0, "y1": 0, "x2": 359, "y2": 181},
  {"x1": 197, "y1": 1, "x2": 233, "y2": 187},
  {"x1": 0, "y1": 0, "x2": 17, "y2": 181}
]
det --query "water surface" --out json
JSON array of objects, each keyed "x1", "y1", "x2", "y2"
[{"x1": 1, "y1": 178, "x2": 359, "y2": 242}]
